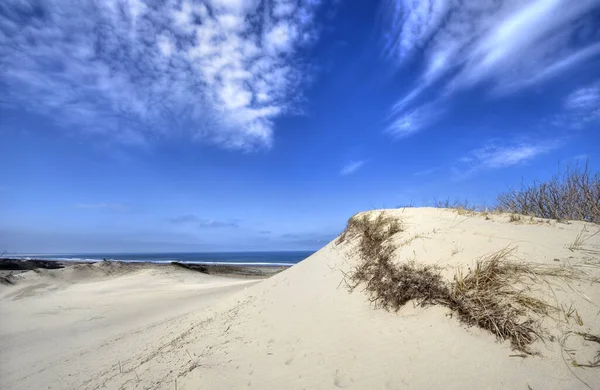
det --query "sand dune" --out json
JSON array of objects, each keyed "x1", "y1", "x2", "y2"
[
  {"x1": 1, "y1": 208, "x2": 599, "y2": 389},
  {"x1": 0, "y1": 262, "x2": 259, "y2": 389}
]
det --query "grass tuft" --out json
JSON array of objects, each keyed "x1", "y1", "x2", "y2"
[
  {"x1": 336, "y1": 212, "x2": 403, "y2": 250},
  {"x1": 449, "y1": 248, "x2": 552, "y2": 353},
  {"x1": 509, "y1": 214, "x2": 522, "y2": 223},
  {"x1": 567, "y1": 225, "x2": 600, "y2": 252}
]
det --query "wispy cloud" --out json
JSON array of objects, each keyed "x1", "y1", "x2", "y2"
[
  {"x1": 74, "y1": 203, "x2": 126, "y2": 211},
  {"x1": 198, "y1": 220, "x2": 239, "y2": 229},
  {"x1": 565, "y1": 81, "x2": 600, "y2": 125},
  {"x1": 565, "y1": 82, "x2": 600, "y2": 111},
  {"x1": 453, "y1": 139, "x2": 559, "y2": 178},
  {"x1": 551, "y1": 80, "x2": 600, "y2": 129},
  {"x1": 340, "y1": 160, "x2": 366, "y2": 175},
  {"x1": 0, "y1": 0, "x2": 330, "y2": 149},
  {"x1": 381, "y1": 0, "x2": 600, "y2": 135},
  {"x1": 168, "y1": 214, "x2": 239, "y2": 228},
  {"x1": 413, "y1": 167, "x2": 438, "y2": 176},
  {"x1": 168, "y1": 214, "x2": 200, "y2": 224},
  {"x1": 386, "y1": 102, "x2": 443, "y2": 138}
]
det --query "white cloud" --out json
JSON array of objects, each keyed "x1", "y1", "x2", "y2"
[
  {"x1": 381, "y1": 0, "x2": 600, "y2": 135},
  {"x1": 454, "y1": 139, "x2": 559, "y2": 178},
  {"x1": 386, "y1": 102, "x2": 443, "y2": 138},
  {"x1": 0, "y1": 0, "x2": 327, "y2": 149},
  {"x1": 500, "y1": 43, "x2": 600, "y2": 93},
  {"x1": 157, "y1": 34, "x2": 175, "y2": 57},
  {"x1": 558, "y1": 80, "x2": 600, "y2": 128},
  {"x1": 340, "y1": 160, "x2": 366, "y2": 176},
  {"x1": 273, "y1": 1, "x2": 296, "y2": 18},
  {"x1": 565, "y1": 81, "x2": 600, "y2": 112},
  {"x1": 209, "y1": 0, "x2": 255, "y2": 13},
  {"x1": 470, "y1": 145, "x2": 547, "y2": 169},
  {"x1": 264, "y1": 22, "x2": 298, "y2": 54}
]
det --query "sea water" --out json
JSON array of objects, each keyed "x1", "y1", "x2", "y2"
[{"x1": 13, "y1": 251, "x2": 314, "y2": 267}]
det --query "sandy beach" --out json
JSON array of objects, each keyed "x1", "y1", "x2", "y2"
[{"x1": 1, "y1": 208, "x2": 599, "y2": 389}]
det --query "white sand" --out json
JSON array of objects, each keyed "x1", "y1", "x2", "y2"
[
  {"x1": 0, "y1": 263, "x2": 259, "y2": 389},
  {"x1": 1, "y1": 208, "x2": 599, "y2": 389}
]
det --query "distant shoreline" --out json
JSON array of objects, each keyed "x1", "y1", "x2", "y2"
[
  {"x1": 0, "y1": 257, "x2": 291, "y2": 279},
  {"x1": 2, "y1": 250, "x2": 313, "y2": 267}
]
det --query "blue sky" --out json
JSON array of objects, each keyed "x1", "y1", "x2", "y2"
[{"x1": 1, "y1": 0, "x2": 599, "y2": 253}]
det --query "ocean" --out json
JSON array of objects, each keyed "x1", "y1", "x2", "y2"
[{"x1": 13, "y1": 251, "x2": 315, "y2": 267}]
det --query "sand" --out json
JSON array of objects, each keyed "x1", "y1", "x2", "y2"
[
  {"x1": 0, "y1": 262, "x2": 259, "y2": 389},
  {"x1": 1, "y1": 208, "x2": 599, "y2": 389}
]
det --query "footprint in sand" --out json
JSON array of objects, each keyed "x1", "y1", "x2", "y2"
[{"x1": 334, "y1": 368, "x2": 352, "y2": 388}]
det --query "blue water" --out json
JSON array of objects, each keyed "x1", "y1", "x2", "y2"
[{"x1": 14, "y1": 251, "x2": 315, "y2": 267}]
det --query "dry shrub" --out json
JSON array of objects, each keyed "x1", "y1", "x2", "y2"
[
  {"x1": 497, "y1": 163, "x2": 600, "y2": 223},
  {"x1": 338, "y1": 215, "x2": 560, "y2": 353}
]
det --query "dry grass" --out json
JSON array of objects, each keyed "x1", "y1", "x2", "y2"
[
  {"x1": 450, "y1": 248, "x2": 553, "y2": 353},
  {"x1": 338, "y1": 212, "x2": 449, "y2": 311},
  {"x1": 573, "y1": 333, "x2": 600, "y2": 368},
  {"x1": 432, "y1": 198, "x2": 480, "y2": 215},
  {"x1": 497, "y1": 163, "x2": 600, "y2": 223},
  {"x1": 568, "y1": 226, "x2": 600, "y2": 252},
  {"x1": 336, "y1": 212, "x2": 403, "y2": 251},
  {"x1": 349, "y1": 256, "x2": 451, "y2": 311},
  {"x1": 337, "y1": 214, "x2": 578, "y2": 354},
  {"x1": 509, "y1": 214, "x2": 522, "y2": 223}
]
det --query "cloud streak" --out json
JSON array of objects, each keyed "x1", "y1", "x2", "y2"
[
  {"x1": 381, "y1": 0, "x2": 600, "y2": 136},
  {"x1": 453, "y1": 139, "x2": 559, "y2": 178},
  {"x1": 565, "y1": 81, "x2": 600, "y2": 113},
  {"x1": 340, "y1": 160, "x2": 366, "y2": 175},
  {"x1": 198, "y1": 220, "x2": 239, "y2": 229},
  {"x1": 0, "y1": 0, "x2": 327, "y2": 149},
  {"x1": 168, "y1": 214, "x2": 200, "y2": 224},
  {"x1": 386, "y1": 102, "x2": 443, "y2": 138},
  {"x1": 168, "y1": 214, "x2": 239, "y2": 228},
  {"x1": 551, "y1": 80, "x2": 600, "y2": 129}
]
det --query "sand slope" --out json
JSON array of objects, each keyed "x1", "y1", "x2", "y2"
[
  {"x1": 0, "y1": 262, "x2": 259, "y2": 389},
  {"x1": 1, "y1": 208, "x2": 599, "y2": 389}
]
